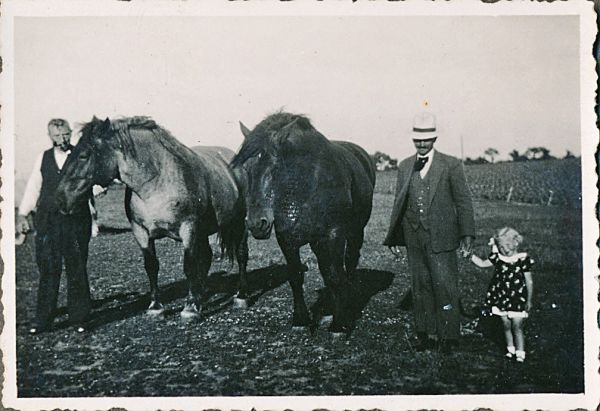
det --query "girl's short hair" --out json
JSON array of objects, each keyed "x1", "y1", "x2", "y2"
[{"x1": 495, "y1": 227, "x2": 523, "y2": 246}]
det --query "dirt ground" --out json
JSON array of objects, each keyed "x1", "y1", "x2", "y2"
[{"x1": 14, "y1": 184, "x2": 583, "y2": 397}]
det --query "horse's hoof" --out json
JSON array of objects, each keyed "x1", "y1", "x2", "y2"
[
  {"x1": 146, "y1": 308, "x2": 165, "y2": 317},
  {"x1": 232, "y1": 297, "x2": 248, "y2": 310},
  {"x1": 180, "y1": 306, "x2": 201, "y2": 320},
  {"x1": 77, "y1": 326, "x2": 86, "y2": 333},
  {"x1": 319, "y1": 315, "x2": 334, "y2": 326},
  {"x1": 331, "y1": 332, "x2": 347, "y2": 340},
  {"x1": 292, "y1": 325, "x2": 308, "y2": 332}
]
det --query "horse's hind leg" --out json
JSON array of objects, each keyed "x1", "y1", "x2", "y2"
[
  {"x1": 311, "y1": 231, "x2": 352, "y2": 334},
  {"x1": 132, "y1": 223, "x2": 163, "y2": 315},
  {"x1": 280, "y1": 243, "x2": 311, "y2": 327},
  {"x1": 233, "y1": 228, "x2": 249, "y2": 309},
  {"x1": 181, "y1": 229, "x2": 212, "y2": 319},
  {"x1": 345, "y1": 228, "x2": 365, "y2": 280}
]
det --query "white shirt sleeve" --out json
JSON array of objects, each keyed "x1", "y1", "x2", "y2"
[{"x1": 18, "y1": 152, "x2": 44, "y2": 216}]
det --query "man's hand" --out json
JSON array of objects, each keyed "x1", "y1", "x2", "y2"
[
  {"x1": 459, "y1": 236, "x2": 474, "y2": 258},
  {"x1": 389, "y1": 246, "x2": 402, "y2": 259},
  {"x1": 16, "y1": 214, "x2": 30, "y2": 234}
]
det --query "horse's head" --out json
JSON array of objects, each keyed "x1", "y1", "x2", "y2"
[
  {"x1": 232, "y1": 113, "x2": 317, "y2": 240},
  {"x1": 55, "y1": 116, "x2": 120, "y2": 214},
  {"x1": 231, "y1": 122, "x2": 280, "y2": 240}
]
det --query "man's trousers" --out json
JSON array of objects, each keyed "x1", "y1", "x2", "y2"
[
  {"x1": 34, "y1": 212, "x2": 92, "y2": 330},
  {"x1": 402, "y1": 223, "x2": 460, "y2": 340}
]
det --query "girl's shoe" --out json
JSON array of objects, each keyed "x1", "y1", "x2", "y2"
[
  {"x1": 505, "y1": 346, "x2": 516, "y2": 359},
  {"x1": 515, "y1": 350, "x2": 526, "y2": 362}
]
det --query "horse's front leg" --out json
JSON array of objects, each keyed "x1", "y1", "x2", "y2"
[
  {"x1": 311, "y1": 229, "x2": 352, "y2": 334},
  {"x1": 279, "y1": 241, "x2": 310, "y2": 328},
  {"x1": 132, "y1": 223, "x2": 163, "y2": 315},
  {"x1": 180, "y1": 224, "x2": 212, "y2": 319}
]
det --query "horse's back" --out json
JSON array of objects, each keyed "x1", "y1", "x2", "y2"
[
  {"x1": 331, "y1": 140, "x2": 376, "y2": 229},
  {"x1": 332, "y1": 141, "x2": 376, "y2": 188},
  {"x1": 191, "y1": 145, "x2": 235, "y2": 164}
]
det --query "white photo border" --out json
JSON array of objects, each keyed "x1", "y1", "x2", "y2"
[{"x1": 1, "y1": 1, "x2": 598, "y2": 410}]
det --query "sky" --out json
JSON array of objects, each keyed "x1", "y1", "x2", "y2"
[{"x1": 13, "y1": 14, "x2": 580, "y2": 181}]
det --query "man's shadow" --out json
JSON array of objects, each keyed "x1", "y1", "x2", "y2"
[
  {"x1": 51, "y1": 264, "x2": 289, "y2": 331},
  {"x1": 309, "y1": 268, "x2": 395, "y2": 334}
]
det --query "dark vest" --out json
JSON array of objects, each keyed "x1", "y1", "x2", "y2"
[
  {"x1": 403, "y1": 169, "x2": 431, "y2": 230},
  {"x1": 34, "y1": 148, "x2": 90, "y2": 233}
]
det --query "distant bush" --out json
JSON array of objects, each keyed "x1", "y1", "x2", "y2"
[{"x1": 371, "y1": 151, "x2": 398, "y2": 171}]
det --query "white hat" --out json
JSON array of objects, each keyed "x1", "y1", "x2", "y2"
[{"x1": 412, "y1": 112, "x2": 437, "y2": 140}]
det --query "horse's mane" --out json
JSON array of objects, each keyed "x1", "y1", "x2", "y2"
[
  {"x1": 111, "y1": 116, "x2": 195, "y2": 161},
  {"x1": 231, "y1": 111, "x2": 318, "y2": 167}
]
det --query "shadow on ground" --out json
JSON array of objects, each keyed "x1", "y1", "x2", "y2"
[
  {"x1": 52, "y1": 264, "x2": 289, "y2": 331},
  {"x1": 310, "y1": 268, "x2": 395, "y2": 334}
]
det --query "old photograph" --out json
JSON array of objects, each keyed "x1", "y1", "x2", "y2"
[{"x1": 1, "y1": 1, "x2": 598, "y2": 410}]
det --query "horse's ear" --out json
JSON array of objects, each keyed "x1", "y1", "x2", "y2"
[
  {"x1": 239, "y1": 121, "x2": 251, "y2": 139},
  {"x1": 102, "y1": 117, "x2": 111, "y2": 131},
  {"x1": 274, "y1": 117, "x2": 300, "y2": 145}
]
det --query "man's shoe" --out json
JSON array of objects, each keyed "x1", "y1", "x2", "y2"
[{"x1": 439, "y1": 339, "x2": 459, "y2": 354}]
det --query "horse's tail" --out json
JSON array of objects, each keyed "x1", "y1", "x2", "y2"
[{"x1": 217, "y1": 213, "x2": 245, "y2": 264}]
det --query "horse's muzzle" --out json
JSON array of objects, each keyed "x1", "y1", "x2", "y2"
[{"x1": 249, "y1": 217, "x2": 273, "y2": 240}]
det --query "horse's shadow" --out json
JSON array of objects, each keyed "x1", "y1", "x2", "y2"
[
  {"x1": 53, "y1": 264, "x2": 289, "y2": 331},
  {"x1": 309, "y1": 268, "x2": 395, "y2": 334}
]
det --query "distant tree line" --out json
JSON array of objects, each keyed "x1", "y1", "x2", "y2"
[
  {"x1": 372, "y1": 147, "x2": 578, "y2": 170},
  {"x1": 464, "y1": 147, "x2": 578, "y2": 165}
]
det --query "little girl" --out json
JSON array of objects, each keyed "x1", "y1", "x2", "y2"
[{"x1": 471, "y1": 227, "x2": 534, "y2": 363}]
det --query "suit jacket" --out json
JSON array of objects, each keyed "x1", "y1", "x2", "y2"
[{"x1": 383, "y1": 151, "x2": 475, "y2": 252}]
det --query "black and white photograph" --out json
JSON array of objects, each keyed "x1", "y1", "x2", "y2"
[{"x1": 1, "y1": 1, "x2": 598, "y2": 410}]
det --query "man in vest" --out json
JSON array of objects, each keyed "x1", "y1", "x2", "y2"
[
  {"x1": 16, "y1": 118, "x2": 94, "y2": 334},
  {"x1": 383, "y1": 112, "x2": 475, "y2": 353}
]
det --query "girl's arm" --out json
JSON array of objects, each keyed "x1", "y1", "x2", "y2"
[
  {"x1": 524, "y1": 271, "x2": 533, "y2": 311},
  {"x1": 471, "y1": 254, "x2": 493, "y2": 268}
]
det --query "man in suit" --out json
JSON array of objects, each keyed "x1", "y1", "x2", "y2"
[
  {"x1": 16, "y1": 118, "x2": 95, "y2": 334},
  {"x1": 383, "y1": 112, "x2": 475, "y2": 352}
]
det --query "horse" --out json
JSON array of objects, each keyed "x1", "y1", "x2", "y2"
[
  {"x1": 231, "y1": 112, "x2": 376, "y2": 333},
  {"x1": 55, "y1": 116, "x2": 249, "y2": 318}
]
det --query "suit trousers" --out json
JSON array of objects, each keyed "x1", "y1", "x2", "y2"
[
  {"x1": 402, "y1": 223, "x2": 460, "y2": 340},
  {"x1": 34, "y1": 212, "x2": 92, "y2": 329}
]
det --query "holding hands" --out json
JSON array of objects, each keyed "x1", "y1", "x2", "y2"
[{"x1": 459, "y1": 235, "x2": 474, "y2": 258}]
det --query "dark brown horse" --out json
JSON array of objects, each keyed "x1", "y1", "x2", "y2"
[
  {"x1": 232, "y1": 112, "x2": 376, "y2": 333},
  {"x1": 55, "y1": 116, "x2": 249, "y2": 318}
]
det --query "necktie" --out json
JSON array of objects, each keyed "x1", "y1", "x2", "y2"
[{"x1": 414, "y1": 156, "x2": 429, "y2": 172}]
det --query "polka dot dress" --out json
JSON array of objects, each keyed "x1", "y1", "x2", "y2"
[{"x1": 485, "y1": 252, "x2": 534, "y2": 314}]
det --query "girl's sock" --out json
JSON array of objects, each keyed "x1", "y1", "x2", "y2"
[
  {"x1": 505, "y1": 346, "x2": 516, "y2": 358},
  {"x1": 515, "y1": 350, "x2": 526, "y2": 362}
]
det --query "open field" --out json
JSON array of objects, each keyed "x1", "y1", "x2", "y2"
[
  {"x1": 14, "y1": 168, "x2": 584, "y2": 396},
  {"x1": 375, "y1": 158, "x2": 582, "y2": 208}
]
